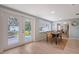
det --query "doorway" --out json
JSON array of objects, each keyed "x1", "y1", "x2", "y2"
[
  {"x1": 8, "y1": 16, "x2": 19, "y2": 45},
  {"x1": 23, "y1": 17, "x2": 32, "y2": 43},
  {"x1": 1, "y1": 10, "x2": 32, "y2": 50}
]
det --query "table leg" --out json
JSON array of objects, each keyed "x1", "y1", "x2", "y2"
[{"x1": 56, "y1": 38, "x2": 57, "y2": 45}]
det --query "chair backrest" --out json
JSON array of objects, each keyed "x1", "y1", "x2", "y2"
[{"x1": 47, "y1": 32, "x2": 52, "y2": 39}]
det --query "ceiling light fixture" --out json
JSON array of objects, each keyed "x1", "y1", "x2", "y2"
[
  {"x1": 51, "y1": 11, "x2": 55, "y2": 14},
  {"x1": 59, "y1": 18, "x2": 62, "y2": 20}
]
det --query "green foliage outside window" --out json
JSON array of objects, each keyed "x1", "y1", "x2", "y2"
[{"x1": 25, "y1": 21, "x2": 31, "y2": 36}]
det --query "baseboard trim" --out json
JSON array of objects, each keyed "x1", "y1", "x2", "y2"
[{"x1": 69, "y1": 38, "x2": 79, "y2": 40}]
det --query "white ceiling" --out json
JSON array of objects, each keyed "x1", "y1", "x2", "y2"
[{"x1": 3, "y1": 4, "x2": 79, "y2": 21}]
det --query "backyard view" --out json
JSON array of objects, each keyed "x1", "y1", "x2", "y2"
[
  {"x1": 24, "y1": 19, "x2": 32, "y2": 42},
  {"x1": 8, "y1": 16, "x2": 19, "y2": 45}
]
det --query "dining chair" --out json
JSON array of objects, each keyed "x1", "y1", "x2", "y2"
[
  {"x1": 47, "y1": 32, "x2": 53, "y2": 43},
  {"x1": 57, "y1": 32, "x2": 63, "y2": 44}
]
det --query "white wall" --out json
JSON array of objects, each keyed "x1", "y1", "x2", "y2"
[
  {"x1": 0, "y1": 9, "x2": 4, "y2": 52},
  {"x1": 69, "y1": 19, "x2": 79, "y2": 39},
  {"x1": 34, "y1": 19, "x2": 40, "y2": 41}
]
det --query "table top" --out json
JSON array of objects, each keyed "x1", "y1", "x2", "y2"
[{"x1": 52, "y1": 31, "x2": 60, "y2": 34}]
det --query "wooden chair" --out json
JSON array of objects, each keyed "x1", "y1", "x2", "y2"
[
  {"x1": 57, "y1": 32, "x2": 63, "y2": 44},
  {"x1": 47, "y1": 32, "x2": 53, "y2": 43},
  {"x1": 52, "y1": 32, "x2": 62, "y2": 45}
]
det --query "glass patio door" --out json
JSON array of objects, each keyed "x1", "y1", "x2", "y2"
[
  {"x1": 1, "y1": 11, "x2": 22, "y2": 49},
  {"x1": 1, "y1": 10, "x2": 33, "y2": 50},
  {"x1": 8, "y1": 16, "x2": 20, "y2": 45},
  {"x1": 23, "y1": 17, "x2": 32, "y2": 42}
]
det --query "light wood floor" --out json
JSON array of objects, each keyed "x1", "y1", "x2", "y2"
[{"x1": 2, "y1": 39, "x2": 79, "y2": 54}]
